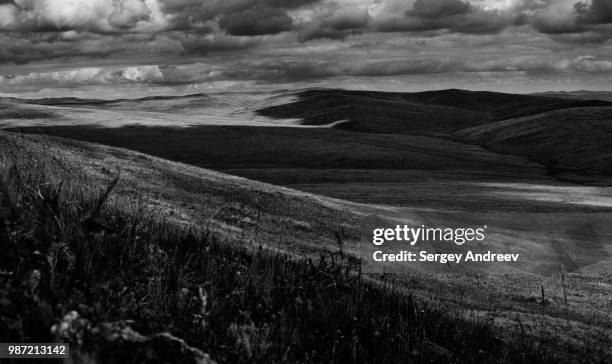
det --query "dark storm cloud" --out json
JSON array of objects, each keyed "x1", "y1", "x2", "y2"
[
  {"x1": 530, "y1": 0, "x2": 612, "y2": 44},
  {"x1": 219, "y1": 6, "x2": 292, "y2": 36},
  {"x1": 532, "y1": 16, "x2": 580, "y2": 35},
  {"x1": 159, "y1": 0, "x2": 312, "y2": 21},
  {"x1": 575, "y1": 0, "x2": 612, "y2": 24},
  {"x1": 0, "y1": 33, "x2": 124, "y2": 64},
  {"x1": 175, "y1": 32, "x2": 262, "y2": 55},
  {"x1": 376, "y1": 12, "x2": 510, "y2": 34},
  {"x1": 373, "y1": 0, "x2": 511, "y2": 35},
  {"x1": 513, "y1": 12, "x2": 530, "y2": 26},
  {"x1": 324, "y1": 9, "x2": 371, "y2": 31},
  {"x1": 298, "y1": 8, "x2": 370, "y2": 41},
  {"x1": 407, "y1": 0, "x2": 470, "y2": 19},
  {"x1": 160, "y1": 0, "x2": 320, "y2": 33}
]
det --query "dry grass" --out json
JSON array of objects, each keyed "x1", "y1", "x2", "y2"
[{"x1": 1, "y1": 135, "x2": 610, "y2": 363}]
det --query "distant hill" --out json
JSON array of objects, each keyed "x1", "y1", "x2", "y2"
[
  {"x1": 534, "y1": 91, "x2": 612, "y2": 103},
  {"x1": 0, "y1": 99, "x2": 57, "y2": 119},
  {"x1": 399, "y1": 89, "x2": 607, "y2": 116},
  {"x1": 11, "y1": 93, "x2": 209, "y2": 105},
  {"x1": 257, "y1": 89, "x2": 484, "y2": 135},
  {"x1": 456, "y1": 106, "x2": 612, "y2": 174},
  {"x1": 4, "y1": 87, "x2": 612, "y2": 180},
  {"x1": 6, "y1": 88, "x2": 612, "y2": 137},
  {"x1": 257, "y1": 89, "x2": 612, "y2": 136}
]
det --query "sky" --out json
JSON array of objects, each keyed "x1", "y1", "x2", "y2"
[{"x1": 1, "y1": 0, "x2": 612, "y2": 98}]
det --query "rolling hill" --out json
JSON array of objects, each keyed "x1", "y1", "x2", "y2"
[
  {"x1": 534, "y1": 91, "x2": 612, "y2": 103},
  {"x1": 5, "y1": 88, "x2": 611, "y2": 186},
  {"x1": 256, "y1": 89, "x2": 485, "y2": 135},
  {"x1": 256, "y1": 89, "x2": 612, "y2": 136},
  {"x1": 5, "y1": 124, "x2": 541, "y2": 173},
  {"x1": 2, "y1": 84, "x2": 612, "y2": 363},
  {"x1": 0, "y1": 130, "x2": 360, "y2": 257},
  {"x1": 456, "y1": 106, "x2": 612, "y2": 175}
]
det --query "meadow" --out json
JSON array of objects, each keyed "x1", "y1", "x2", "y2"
[
  {"x1": 4, "y1": 131, "x2": 606, "y2": 363},
  {"x1": 2, "y1": 88, "x2": 612, "y2": 362}
]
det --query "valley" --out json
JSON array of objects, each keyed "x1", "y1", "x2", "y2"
[{"x1": 2, "y1": 88, "x2": 612, "y2": 358}]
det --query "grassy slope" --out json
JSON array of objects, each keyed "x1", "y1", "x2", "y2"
[
  {"x1": 3, "y1": 131, "x2": 606, "y2": 363},
  {"x1": 0, "y1": 133, "x2": 475, "y2": 363},
  {"x1": 1, "y1": 131, "x2": 612, "y2": 363},
  {"x1": 3, "y1": 88, "x2": 612, "y2": 362},
  {"x1": 255, "y1": 89, "x2": 486, "y2": 135},
  {"x1": 6, "y1": 125, "x2": 541, "y2": 173},
  {"x1": 251, "y1": 89, "x2": 612, "y2": 182},
  {"x1": 0, "y1": 131, "x2": 361, "y2": 258},
  {"x1": 456, "y1": 107, "x2": 612, "y2": 174},
  {"x1": 256, "y1": 89, "x2": 612, "y2": 136},
  {"x1": 399, "y1": 89, "x2": 612, "y2": 121}
]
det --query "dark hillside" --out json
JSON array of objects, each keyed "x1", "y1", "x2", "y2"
[
  {"x1": 256, "y1": 89, "x2": 486, "y2": 135},
  {"x1": 456, "y1": 106, "x2": 612, "y2": 175},
  {"x1": 257, "y1": 89, "x2": 612, "y2": 136}
]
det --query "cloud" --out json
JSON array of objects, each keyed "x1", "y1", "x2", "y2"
[
  {"x1": 1, "y1": 65, "x2": 164, "y2": 87},
  {"x1": 159, "y1": 0, "x2": 321, "y2": 33},
  {"x1": 0, "y1": 62, "x2": 230, "y2": 91},
  {"x1": 220, "y1": 54, "x2": 612, "y2": 82},
  {"x1": 298, "y1": 7, "x2": 370, "y2": 41},
  {"x1": 375, "y1": 13, "x2": 510, "y2": 35},
  {"x1": 0, "y1": 0, "x2": 171, "y2": 33},
  {"x1": 274, "y1": 54, "x2": 612, "y2": 80},
  {"x1": 0, "y1": 0, "x2": 320, "y2": 34},
  {"x1": 4, "y1": 53, "x2": 612, "y2": 94},
  {"x1": 0, "y1": 0, "x2": 330, "y2": 63},
  {"x1": 2, "y1": 0, "x2": 612, "y2": 91},
  {"x1": 175, "y1": 32, "x2": 262, "y2": 55},
  {"x1": 531, "y1": 0, "x2": 612, "y2": 43},
  {"x1": 219, "y1": 5, "x2": 292, "y2": 36},
  {"x1": 574, "y1": 0, "x2": 612, "y2": 24},
  {"x1": 0, "y1": 32, "x2": 130, "y2": 64},
  {"x1": 108, "y1": 0, "x2": 152, "y2": 29},
  {"x1": 407, "y1": 0, "x2": 470, "y2": 19},
  {"x1": 372, "y1": 0, "x2": 513, "y2": 35},
  {"x1": 548, "y1": 31, "x2": 612, "y2": 44},
  {"x1": 0, "y1": 0, "x2": 609, "y2": 43},
  {"x1": 573, "y1": 55, "x2": 612, "y2": 72}
]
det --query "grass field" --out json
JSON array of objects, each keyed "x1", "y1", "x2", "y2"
[
  {"x1": 1, "y1": 88, "x2": 612, "y2": 362},
  {"x1": 1, "y1": 131, "x2": 611, "y2": 363}
]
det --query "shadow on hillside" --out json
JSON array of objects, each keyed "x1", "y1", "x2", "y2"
[{"x1": 255, "y1": 89, "x2": 612, "y2": 135}]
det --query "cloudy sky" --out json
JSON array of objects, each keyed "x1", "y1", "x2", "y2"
[{"x1": 1, "y1": 0, "x2": 612, "y2": 98}]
